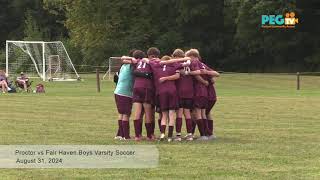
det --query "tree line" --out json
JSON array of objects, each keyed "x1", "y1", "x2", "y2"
[{"x1": 1, "y1": 0, "x2": 319, "y2": 72}]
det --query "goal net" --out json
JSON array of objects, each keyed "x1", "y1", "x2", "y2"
[
  {"x1": 103, "y1": 57, "x2": 123, "y2": 80},
  {"x1": 6, "y1": 40, "x2": 80, "y2": 81}
]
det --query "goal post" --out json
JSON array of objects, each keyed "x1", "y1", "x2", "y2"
[
  {"x1": 103, "y1": 57, "x2": 123, "y2": 80},
  {"x1": 6, "y1": 40, "x2": 80, "y2": 81}
]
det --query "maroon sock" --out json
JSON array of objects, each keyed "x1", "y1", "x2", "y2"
[
  {"x1": 160, "y1": 125, "x2": 166, "y2": 134},
  {"x1": 196, "y1": 119, "x2": 205, "y2": 136},
  {"x1": 203, "y1": 119, "x2": 209, "y2": 136},
  {"x1": 168, "y1": 126, "x2": 174, "y2": 138},
  {"x1": 122, "y1": 121, "x2": 130, "y2": 139},
  {"x1": 208, "y1": 120, "x2": 214, "y2": 136},
  {"x1": 175, "y1": 118, "x2": 182, "y2": 134},
  {"x1": 116, "y1": 120, "x2": 122, "y2": 137},
  {"x1": 134, "y1": 120, "x2": 140, "y2": 137},
  {"x1": 151, "y1": 120, "x2": 155, "y2": 135},
  {"x1": 192, "y1": 120, "x2": 197, "y2": 134},
  {"x1": 186, "y1": 119, "x2": 193, "y2": 134},
  {"x1": 145, "y1": 123, "x2": 153, "y2": 138},
  {"x1": 158, "y1": 119, "x2": 161, "y2": 132}
]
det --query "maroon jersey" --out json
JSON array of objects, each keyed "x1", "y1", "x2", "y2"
[
  {"x1": 193, "y1": 60, "x2": 208, "y2": 97},
  {"x1": 202, "y1": 63, "x2": 217, "y2": 101},
  {"x1": 176, "y1": 60, "x2": 199, "y2": 99},
  {"x1": 150, "y1": 60, "x2": 182, "y2": 95},
  {"x1": 133, "y1": 59, "x2": 153, "y2": 89}
]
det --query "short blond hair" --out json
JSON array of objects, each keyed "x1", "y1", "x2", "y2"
[
  {"x1": 185, "y1": 49, "x2": 200, "y2": 59},
  {"x1": 172, "y1": 49, "x2": 185, "y2": 58},
  {"x1": 161, "y1": 55, "x2": 171, "y2": 61}
]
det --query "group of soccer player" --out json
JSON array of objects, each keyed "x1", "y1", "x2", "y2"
[{"x1": 113, "y1": 47, "x2": 219, "y2": 142}]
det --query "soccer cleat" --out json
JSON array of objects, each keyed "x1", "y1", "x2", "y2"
[
  {"x1": 185, "y1": 135, "x2": 194, "y2": 141},
  {"x1": 196, "y1": 136, "x2": 208, "y2": 141},
  {"x1": 121, "y1": 137, "x2": 132, "y2": 141},
  {"x1": 174, "y1": 136, "x2": 182, "y2": 142},
  {"x1": 114, "y1": 136, "x2": 123, "y2": 140},
  {"x1": 147, "y1": 134, "x2": 157, "y2": 141},
  {"x1": 151, "y1": 134, "x2": 156, "y2": 140},
  {"x1": 167, "y1": 138, "x2": 173, "y2": 142},
  {"x1": 134, "y1": 136, "x2": 142, "y2": 141},
  {"x1": 207, "y1": 135, "x2": 217, "y2": 140},
  {"x1": 159, "y1": 134, "x2": 165, "y2": 141}
]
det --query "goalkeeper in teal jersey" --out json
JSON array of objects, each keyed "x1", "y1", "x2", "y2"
[{"x1": 114, "y1": 59, "x2": 134, "y2": 140}]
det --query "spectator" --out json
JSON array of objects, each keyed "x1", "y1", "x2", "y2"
[
  {"x1": 16, "y1": 72, "x2": 29, "y2": 92},
  {"x1": 0, "y1": 70, "x2": 9, "y2": 94}
]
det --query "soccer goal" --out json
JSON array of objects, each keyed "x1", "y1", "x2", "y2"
[
  {"x1": 6, "y1": 40, "x2": 80, "y2": 81},
  {"x1": 103, "y1": 57, "x2": 123, "y2": 80}
]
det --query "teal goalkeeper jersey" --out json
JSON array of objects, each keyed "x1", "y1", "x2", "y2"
[{"x1": 114, "y1": 64, "x2": 134, "y2": 97}]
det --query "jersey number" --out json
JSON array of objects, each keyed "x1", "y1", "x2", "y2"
[
  {"x1": 137, "y1": 62, "x2": 147, "y2": 69},
  {"x1": 162, "y1": 65, "x2": 167, "y2": 71},
  {"x1": 184, "y1": 67, "x2": 191, "y2": 73}
]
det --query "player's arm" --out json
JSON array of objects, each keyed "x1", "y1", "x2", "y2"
[
  {"x1": 195, "y1": 75, "x2": 209, "y2": 86},
  {"x1": 159, "y1": 71, "x2": 180, "y2": 83},
  {"x1": 188, "y1": 70, "x2": 201, "y2": 76},
  {"x1": 201, "y1": 69, "x2": 220, "y2": 77},
  {"x1": 160, "y1": 57, "x2": 191, "y2": 65},
  {"x1": 121, "y1": 56, "x2": 138, "y2": 64},
  {"x1": 141, "y1": 58, "x2": 150, "y2": 64}
]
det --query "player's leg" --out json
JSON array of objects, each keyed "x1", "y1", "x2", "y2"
[
  {"x1": 193, "y1": 96, "x2": 207, "y2": 140},
  {"x1": 143, "y1": 103, "x2": 154, "y2": 140},
  {"x1": 206, "y1": 100, "x2": 217, "y2": 140},
  {"x1": 168, "y1": 110, "x2": 176, "y2": 142},
  {"x1": 140, "y1": 108, "x2": 144, "y2": 138},
  {"x1": 175, "y1": 108, "x2": 183, "y2": 141},
  {"x1": 201, "y1": 109, "x2": 209, "y2": 136},
  {"x1": 195, "y1": 107, "x2": 207, "y2": 141},
  {"x1": 116, "y1": 94, "x2": 133, "y2": 140},
  {"x1": 121, "y1": 114, "x2": 131, "y2": 140},
  {"x1": 160, "y1": 111, "x2": 168, "y2": 140},
  {"x1": 184, "y1": 108, "x2": 193, "y2": 141},
  {"x1": 191, "y1": 110, "x2": 197, "y2": 135},
  {"x1": 114, "y1": 94, "x2": 123, "y2": 140},
  {"x1": 115, "y1": 114, "x2": 123, "y2": 140},
  {"x1": 158, "y1": 111, "x2": 162, "y2": 133},
  {"x1": 150, "y1": 106, "x2": 156, "y2": 139},
  {"x1": 167, "y1": 92, "x2": 178, "y2": 142},
  {"x1": 133, "y1": 102, "x2": 143, "y2": 141}
]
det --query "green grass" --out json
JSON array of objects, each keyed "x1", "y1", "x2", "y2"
[{"x1": 1, "y1": 73, "x2": 320, "y2": 179}]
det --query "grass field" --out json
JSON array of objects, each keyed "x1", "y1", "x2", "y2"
[{"x1": 1, "y1": 73, "x2": 320, "y2": 179}]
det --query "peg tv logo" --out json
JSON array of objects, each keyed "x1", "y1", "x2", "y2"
[{"x1": 261, "y1": 12, "x2": 299, "y2": 29}]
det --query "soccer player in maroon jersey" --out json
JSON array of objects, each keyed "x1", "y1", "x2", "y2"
[
  {"x1": 200, "y1": 65, "x2": 220, "y2": 140},
  {"x1": 160, "y1": 49, "x2": 200, "y2": 141},
  {"x1": 142, "y1": 53, "x2": 184, "y2": 142},
  {"x1": 185, "y1": 49, "x2": 209, "y2": 140},
  {"x1": 121, "y1": 50, "x2": 156, "y2": 141},
  {"x1": 186, "y1": 49, "x2": 219, "y2": 140}
]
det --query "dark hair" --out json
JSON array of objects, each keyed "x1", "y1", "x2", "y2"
[
  {"x1": 147, "y1": 47, "x2": 160, "y2": 58},
  {"x1": 133, "y1": 50, "x2": 146, "y2": 59},
  {"x1": 129, "y1": 49, "x2": 137, "y2": 57}
]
